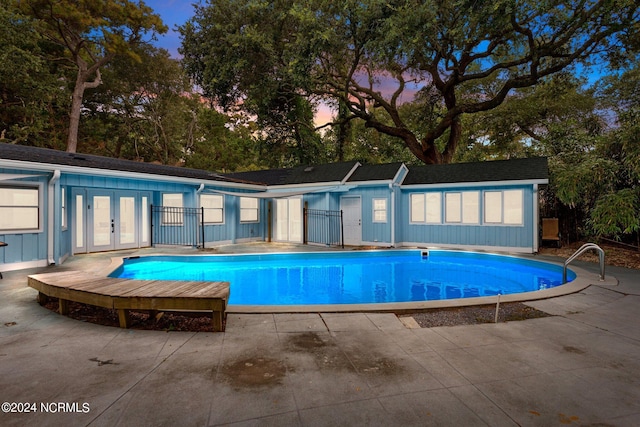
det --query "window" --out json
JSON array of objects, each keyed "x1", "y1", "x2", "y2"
[
  {"x1": 162, "y1": 193, "x2": 183, "y2": 224},
  {"x1": 201, "y1": 194, "x2": 224, "y2": 224},
  {"x1": 445, "y1": 193, "x2": 461, "y2": 223},
  {"x1": 240, "y1": 197, "x2": 259, "y2": 222},
  {"x1": 61, "y1": 187, "x2": 67, "y2": 229},
  {"x1": 503, "y1": 190, "x2": 523, "y2": 225},
  {"x1": 445, "y1": 191, "x2": 479, "y2": 224},
  {"x1": 0, "y1": 186, "x2": 40, "y2": 231},
  {"x1": 425, "y1": 193, "x2": 441, "y2": 223},
  {"x1": 483, "y1": 190, "x2": 523, "y2": 225},
  {"x1": 484, "y1": 191, "x2": 502, "y2": 223},
  {"x1": 410, "y1": 194, "x2": 425, "y2": 223},
  {"x1": 373, "y1": 198, "x2": 387, "y2": 223},
  {"x1": 462, "y1": 192, "x2": 479, "y2": 224},
  {"x1": 411, "y1": 193, "x2": 441, "y2": 223}
]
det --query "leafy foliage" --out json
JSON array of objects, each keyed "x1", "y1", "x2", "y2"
[
  {"x1": 15, "y1": 0, "x2": 167, "y2": 152},
  {"x1": 180, "y1": 0, "x2": 640, "y2": 164}
]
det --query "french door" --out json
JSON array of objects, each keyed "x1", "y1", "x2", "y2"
[
  {"x1": 74, "y1": 190, "x2": 150, "y2": 253},
  {"x1": 275, "y1": 197, "x2": 302, "y2": 242}
]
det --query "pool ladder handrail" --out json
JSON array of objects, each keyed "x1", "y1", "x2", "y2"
[{"x1": 563, "y1": 243, "x2": 605, "y2": 284}]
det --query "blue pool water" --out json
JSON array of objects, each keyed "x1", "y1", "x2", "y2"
[{"x1": 110, "y1": 250, "x2": 575, "y2": 306}]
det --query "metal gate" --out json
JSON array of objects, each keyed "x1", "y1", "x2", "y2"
[
  {"x1": 303, "y1": 208, "x2": 343, "y2": 248},
  {"x1": 150, "y1": 205, "x2": 205, "y2": 247}
]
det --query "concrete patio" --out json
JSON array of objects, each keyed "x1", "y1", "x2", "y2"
[{"x1": 1, "y1": 245, "x2": 639, "y2": 426}]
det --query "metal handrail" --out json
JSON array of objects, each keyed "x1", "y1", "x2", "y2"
[{"x1": 563, "y1": 243, "x2": 605, "y2": 284}]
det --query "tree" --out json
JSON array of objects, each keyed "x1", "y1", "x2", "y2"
[
  {"x1": 16, "y1": 0, "x2": 166, "y2": 153},
  {"x1": 0, "y1": 1, "x2": 68, "y2": 147},
  {"x1": 181, "y1": 0, "x2": 639, "y2": 164}
]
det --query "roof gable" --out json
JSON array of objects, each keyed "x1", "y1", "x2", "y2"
[{"x1": 402, "y1": 157, "x2": 548, "y2": 186}]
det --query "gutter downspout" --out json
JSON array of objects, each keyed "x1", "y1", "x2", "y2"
[
  {"x1": 389, "y1": 183, "x2": 396, "y2": 247},
  {"x1": 196, "y1": 184, "x2": 205, "y2": 248},
  {"x1": 48, "y1": 170, "x2": 60, "y2": 265},
  {"x1": 533, "y1": 183, "x2": 539, "y2": 253}
]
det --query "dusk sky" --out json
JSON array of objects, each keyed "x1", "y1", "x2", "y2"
[
  {"x1": 146, "y1": 0, "x2": 196, "y2": 58},
  {"x1": 145, "y1": 1, "x2": 337, "y2": 124}
]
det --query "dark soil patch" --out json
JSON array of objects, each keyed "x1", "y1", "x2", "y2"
[
  {"x1": 40, "y1": 298, "x2": 216, "y2": 332},
  {"x1": 404, "y1": 302, "x2": 551, "y2": 328},
  {"x1": 220, "y1": 357, "x2": 288, "y2": 389}
]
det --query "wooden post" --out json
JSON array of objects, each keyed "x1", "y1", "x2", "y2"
[
  {"x1": 58, "y1": 298, "x2": 69, "y2": 315},
  {"x1": 118, "y1": 309, "x2": 131, "y2": 328}
]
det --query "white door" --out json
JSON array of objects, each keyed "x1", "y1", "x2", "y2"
[
  {"x1": 88, "y1": 192, "x2": 115, "y2": 252},
  {"x1": 275, "y1": 197, "x2": 302, "y2": 242},
  {"x1": 85, "y1": 191, "x2": 146, "y2": 252},
  {"x1": 341, "y1": 196, "x2": 362, "y2": 245}
]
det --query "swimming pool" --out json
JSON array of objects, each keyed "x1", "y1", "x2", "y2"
[{"x1": 110, "y1": 250, "x2": 576, "y2": 306}]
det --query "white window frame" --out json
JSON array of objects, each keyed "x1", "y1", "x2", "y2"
[
  {"x1": 425, "y1": 192, "x2": 442, "y2": 224},
  {"x1": 445, "y1": 192, "x2": 462, "y2": 223},
  {"x1": 239, "y1": 197, "x2": 259, "y2": 223},
  {"x1": 372, "y1": 198, "x2": 387, "y2": 223},
  {"x1": 483, "y1": 189, "x2": 524, "y2": 226},
  {"x1": 484, "y1": 191, "x2": 503, "y2": 224},
  {"x1": 410, "y1": 193, "x2": 425, "y2": 223},
  {"x1": 201, "y1": 194, "x2": 224, "y2": 224},
  {"x1": 503, "y1": 189, "x2": 524, "y2": 225},
  {"x1": 0, "y1": 183, "x2": 43, "y2": 233},
  {"x1": 162, "y1": 193, "x2": 184, "y2": 225},
  {"x1": 445, "y1": 191, "x2": 479, "y2": 224},
  {"x1": 410, "y1": 192, "x2": 442, "y2": 224},
  {"x1": 61, "y1": 187, "x2": 67, "y2": 230}
]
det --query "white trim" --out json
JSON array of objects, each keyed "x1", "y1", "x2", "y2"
[
  {"x1": 0, "y1": 259, "x2": 48, "y2": 272},
  {"x1": 341, "y1": 162, "x2": 362, "y2": 184},
  {"x1": 398, "y1": 241, "x2": 534, "y2": 254},
  {"x1": 393, "y1": 164, "x2": 409, "y2": 184},
  {"x1": 533, "y1": 183, "x2": 540, "y2": 253},
  {"x1": 372, "y1": 198, "x2": 388, "y2": 223},
  {"x1": 209, "y1": 186, "x2": 339, "y2": 199},
  {"x1": 0, "y1": 159, "x2": 265, "y2": 190},
  {"x1": 47, "y1": 170, "x2": 60, "y2": 265},
  {"x1": 0, "y1": 173, "x2": 45, "y2": 181},
  {"x1": 400, "y1": 179, "x2": 548, "y2": 189},
  {"x1": 0, "y1": 181, "x2": 45, "y2": 234},
  {"x1": 265, "y1": 182, "x2": 344, "y2": 190},
  {"x1": 360, "y1": 240, "x2": 393, "y2": 247}
]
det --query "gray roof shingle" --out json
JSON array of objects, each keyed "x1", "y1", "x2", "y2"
[
  {"x1": 402, "y1": 157, "x2": 548, "y2": 185},
  {"x1": 347, "y1": 162, "x2": 404, "y2": 182},
  {"x1": 224, "y1": 161, "x2": 359, "y2": 185},
  {"x1": 0, "y1": 143, "x2": 237, "y2": 183}
]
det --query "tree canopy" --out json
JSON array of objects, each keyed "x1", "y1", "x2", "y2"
[
  {"x1": 180, "y1": 0, "x2": 640, "y2": 164},
  {"x1": 15, "y1": 0, "x2": 167, "y2": 152}
]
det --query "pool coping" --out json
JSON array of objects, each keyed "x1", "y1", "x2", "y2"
[{"x1": 106, "y1": 249, "x2": 617, "y2": 314}]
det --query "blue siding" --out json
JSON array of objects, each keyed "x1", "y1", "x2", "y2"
[
  {"x1": 0, "y1": 169, "x2": 49, "y2": 267},
  {"x1": 398, "y1": 185, "x2": 535, "y2": 250},
  {"x1": 344, "y1": 186, "x2": 393, "y2": 244}
]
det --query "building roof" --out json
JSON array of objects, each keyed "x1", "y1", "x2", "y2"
[
  {"x1": 347, "y1": 162, "x2": 404, "y2": 182},
  {"x1": 224, "y1": 161, "x2": 360, "y2": 186},
  {"x1": 0, "y1": 143, "x2": 239, "y2": 183},
  {"x1": 402, "y1": 157, "x2": 548, "y2": 186}
]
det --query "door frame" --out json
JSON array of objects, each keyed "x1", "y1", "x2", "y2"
[
  {"x1": 274, "y1": 196, "x2": 303, "y2": 243},
  {"x1": 340, "y1": 196, "x2": 362, "y2": 246},
  {"x1": 73, "y1": 189, "x2": 151, "y2": 253}
]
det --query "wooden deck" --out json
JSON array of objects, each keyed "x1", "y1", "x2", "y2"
[{"x1": 27, "y1": 271, "x2": 230, "y2": 331}]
